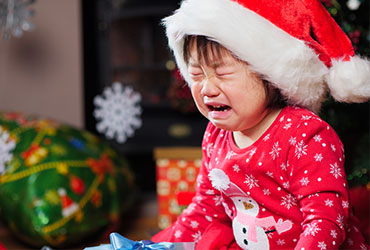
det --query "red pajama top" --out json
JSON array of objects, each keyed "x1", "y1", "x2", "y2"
[{"x1": 152, "y1": 106, "x2": 368, "y2": 250}]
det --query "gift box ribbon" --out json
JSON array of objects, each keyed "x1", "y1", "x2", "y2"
[{"x1": 84, "y1": 233, "x2": 175, "y2": 250}]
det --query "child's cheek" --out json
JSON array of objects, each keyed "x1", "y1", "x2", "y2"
[{"x1": 190, "y1": 84, "x2": 207, "y2": 115}]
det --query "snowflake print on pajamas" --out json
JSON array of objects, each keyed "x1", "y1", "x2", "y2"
[
  {"x1": 266, "y1": 171, "x2": 274, "y2": 178},
  {"x1": 94, "y1": 82, "x2": 142, "y2": 143},
  {"x1": 330, "y1": 229, "x2": 338, "y2": 239},
  {"x1": 325, "y1": 199, "x2": 334, "y2": 207},
  {"x1": 303, "y1": 222, "x2": 321, "y2": 236},
  {"x1": 295, "y1": 140, "x2": 308, "y2": 159},
  {"x1": 276, "y1": 239, "x2": 285, "y2": 246},
  {"x1": 205, "y1": 189, "x2": 215, "y2": 195},
  {"x1": 0, "y1": 126, "x2": 15, "y2": 175},
  {"x1": 174, "y1": 230, "x2": 182, "y2": 238},
  {"x1": 213, "y1": 195, "x2": 222, "y2": 206},
  {"x1": 184, "y1": 203, "x2": 196, "y2": 214},
  {"x1": 300, "y1": 177, "x2": 310, "y2": 186},
  {"x1": 269, "y1": 141, "x2": 282, "y2": 160},
  {"x1": 314, "y1": 153, "x2": 323, "y2": 162},
  {"x1": 283, "y1": 122, "x2": 292, "y2": 130},
  {"x1": 263, "y1": 134, "x2": 270, "y2": 141},
  {"x1": 280, "y1": 194, "x2": 297, "y2": 209},
  {"x1": 360, "y1": 243, "x2": 368, "y2": 250},
  {"x1": 233, "y1": 164, "x2": 240, "y2": 172},
  {"x1": 289, "y1": 136, "x2": 297, "y2": 145},
  {"x1": 190, "y1": 220, "x2": 199, "y2": 228},
  {"x1": 342, "y1": 200, "x2": 349, "y2": 209},
  {"x1": 318, "y1": 241, "x2": 327, "y2": 250},
  {"x1": 337, "y1": 214, "x2": 344, "y2": 229},
  {"x1": 192, "y1": 231, "x2": 202, "y2": 242},
  {"x1": 226, "y1": 150, "x2": 236, "y2": 159},
  {"x1": 244, "y1": 174, "x2": 259, "y2": 189},
  {"x1": 249, "y1": 148, "x2": 257, "y2": 157},
  {"x1": 263, "y1": 188, "x2": 271, "y2": 195},
  {"x1": 301, "y1": 115, "x2": 312, "y2": 121},
  {"x1": 330, "y1": 162, "x2": 342, "y2": 179},
  {"x1": 280, "y1": 162, "x2": 288, "y2": 171},
  {"x1": 313, "y1": 134, "x2": 322, "y2": 142},
  {"x1": 206, "y1": 143, "x2": 214, "y2": 158}
]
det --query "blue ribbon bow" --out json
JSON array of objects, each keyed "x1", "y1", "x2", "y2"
[{"x1": 84, "y1": 233, "x2": 175, "y2": 250}]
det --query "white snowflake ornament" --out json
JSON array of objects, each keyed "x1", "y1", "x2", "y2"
[
  {"x1": 94, "y1": 82, "x2": 142, "y2": 144},
  {"x1": 0, "y1": 0, "x2": 36, "y2": 40},
  {"x1": 0, "y1": 126, "x2": 16, "y2": 175}
]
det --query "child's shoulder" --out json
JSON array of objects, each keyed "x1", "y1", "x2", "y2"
[
  {"x1": 279, "y1": 106, "x2": 341, "y2": 142},
  {"x1": 280, "y1": 106, "x2": 326, "y2": 128}
]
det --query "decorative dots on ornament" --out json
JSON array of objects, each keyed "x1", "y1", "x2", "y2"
[{"x1": 94, "y1": 82, "x2": 142, "y2": 144}]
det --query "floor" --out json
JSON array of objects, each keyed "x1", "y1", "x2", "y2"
[{"x1": 0, "y1": 192, "x2": 161, "y2": 250}]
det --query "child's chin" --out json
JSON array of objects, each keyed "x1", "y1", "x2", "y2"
[{"x1": 210, "y1": 121, "x2": 235, "y2": 131}]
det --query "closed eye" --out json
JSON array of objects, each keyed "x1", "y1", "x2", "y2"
[
  {"x1": 216, "y1": 66, "x2": 234, "y2": 77},
  {"x1": 188, "y1": 67, "x2": 204, "y2": 80}
]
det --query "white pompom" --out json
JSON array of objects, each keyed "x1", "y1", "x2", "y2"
[
  {"x1": 208, "y1": 168, "x2": 230, "y2": 191},
  {"x1": 326, "y1": 56, "x2": 370, "y2": 103}
]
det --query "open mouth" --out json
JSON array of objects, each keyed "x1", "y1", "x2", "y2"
[{"x1": 207, "y1": 105, "x2": 231, "y2": 112}]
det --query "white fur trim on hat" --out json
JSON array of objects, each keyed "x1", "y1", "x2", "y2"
[{"x1": 163, "y1": 0, "x2": 370, "y2": 112}]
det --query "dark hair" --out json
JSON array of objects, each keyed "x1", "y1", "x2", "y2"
[{"x1": 183, "y1": 35, "x2": 287, "y2": 109}]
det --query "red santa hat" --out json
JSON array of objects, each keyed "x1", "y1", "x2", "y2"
[{"x1": 163, "y1": 0, "x2": 370, "y2": 112}]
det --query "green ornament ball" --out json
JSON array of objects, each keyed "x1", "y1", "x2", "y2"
[{"x1": 0, "y1": 112, "x2": 136, "y2": 247}]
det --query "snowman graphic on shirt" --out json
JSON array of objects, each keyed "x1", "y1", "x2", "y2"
[{"x1": 209, "y1": 169, "x2": 293, "y2": 250}]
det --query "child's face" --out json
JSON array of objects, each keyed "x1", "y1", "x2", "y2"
[{"x1": 188, "y1": 44, "x2": 270, "y2": 134}]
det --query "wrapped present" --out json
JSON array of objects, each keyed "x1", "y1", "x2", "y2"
[
  {"x1": 0, "y1": 112, "x2": 136, "y2": 247},
  {"x1": 84, "y1": 232, "x2": 195, "y2": 250},
  {"x1": 154, "y1": 147, "x2": 202, "y2": 229}
]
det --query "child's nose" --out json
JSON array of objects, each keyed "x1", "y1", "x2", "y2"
[{"x1": 200, "y1": 75, "x2": 219, "y2": 97}]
